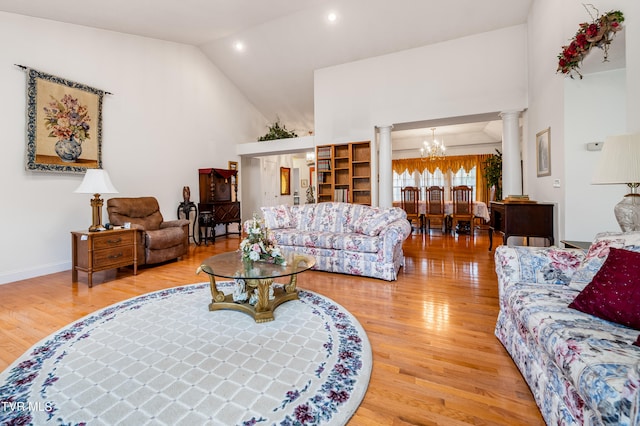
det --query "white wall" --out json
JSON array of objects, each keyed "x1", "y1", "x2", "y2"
[
  {"x1": 525, "y1": 0, "x2": 571, "y2": 241},
  {"x1": 564, "y1": 69, "x2": 626, "y2": 240},
  {"x1": 0, "y1": 12, "x2": 265, "y2": 284},
  {"x1": 314, "y1": 25, "x2": 527, "y2": 210},
  {"x1": 314, "y1": 25, "x2": 528, "y2": 146},
  {"x1": 626, "y1": 2, "x2": 640, "y2": 133},
  {"x1": 240, "y1": 156, "x2": 263, "y2": 221},
  {"x1": 526, "y1": 0, "x2": 637, "y2": 242}
]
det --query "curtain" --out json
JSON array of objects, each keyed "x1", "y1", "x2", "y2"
[{"x1": 392, "y1": 154, "x2": 493, "y2": 203}]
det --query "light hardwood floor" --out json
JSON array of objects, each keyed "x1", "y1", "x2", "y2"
[{"x1": 0, "y1": 230, "x2": 544, "y2": 425}]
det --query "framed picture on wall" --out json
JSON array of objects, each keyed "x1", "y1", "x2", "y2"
[
  {"x1": 24, "y1": 67, "x2": 107, "y2": 173},
  {"x1": 536, "y1": 127, "x2": 551, "y2": 177},
  {"x1": 280, "y1": 167, "x2": 291, "y2": 195}
]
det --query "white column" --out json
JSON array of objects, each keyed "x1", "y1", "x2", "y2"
[
  {"x1": 370, "y1": 133, "x2": 379, "y2": 207},
  {"x1": 377, "y1": 125, "x2": 393, "y2": 208},
  {"x1": 500, "y1": 111, "x2": 522, "y2": 197}
]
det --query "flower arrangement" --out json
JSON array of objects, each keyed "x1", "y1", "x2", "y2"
[
  {"x1": 42, "y1": 94, "x2": 91, "y2": 142},
  {"x1": 557, "y1": 6, "x2": 624, "y2": 79},
  {"x1": 239, "y1": 215, "x2": 286, "y2": 265}
]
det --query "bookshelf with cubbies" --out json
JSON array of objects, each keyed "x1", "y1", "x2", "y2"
[{"x1": 315, "y1": 141, "x2": 371, "y2": 205}]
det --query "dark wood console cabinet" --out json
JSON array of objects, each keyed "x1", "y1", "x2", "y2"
[
  {"x1": 198, "y1": 168, "x2": 241, "y2": 243},
  {"x1": 489, "y1": 201, "x2": 554, "y2": 250}
]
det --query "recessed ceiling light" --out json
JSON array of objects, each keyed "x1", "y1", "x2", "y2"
[
  {"x1": 234, "y1": 41, "x2": 245, "y2": 52},
  {"x1": 327, "y1": 12, "x2": 338, "y2": 23}
]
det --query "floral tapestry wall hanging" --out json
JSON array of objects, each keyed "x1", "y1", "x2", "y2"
[
  {"x1": 557, "y1": 5, "x2": 624, "y2": 79},
  {"x1": 23, "y1": 67, "x2": 108, "y2": 173}
]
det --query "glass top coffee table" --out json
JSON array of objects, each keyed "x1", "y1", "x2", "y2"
[{"x1": 196, "y1": 251, "x2": 316, "y2": 322}]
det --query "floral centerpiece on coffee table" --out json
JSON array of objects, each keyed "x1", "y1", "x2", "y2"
[{"x1": 240, "y1": 215, "x2": 286, "y2": 265}]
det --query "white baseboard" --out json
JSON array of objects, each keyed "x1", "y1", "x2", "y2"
[{"x1": 0, "y1": 262, "x2": 71, "y2": 285}]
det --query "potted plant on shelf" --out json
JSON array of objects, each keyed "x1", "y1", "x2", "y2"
[{"x1": 258, "y1": 118, "x2": 298, "y2": 141}]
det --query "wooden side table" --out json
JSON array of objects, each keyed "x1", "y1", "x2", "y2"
[
  {"x1": 561, "y1": 240, "x2": 591, "y2": 250},
  {"x1": 71, "y1": 228, "x2": 138, "y2": 287}
]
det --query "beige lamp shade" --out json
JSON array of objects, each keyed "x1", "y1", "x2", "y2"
[
  {"x1": 592, "y1": 133, "x2": 640, "y2": 232},
  {"x1": 75, "y1": 169, "x2": 118, "y2": 232},
  {"x1": 74, "y1": 169, "x2": 119, "y2": 194},
  {"x1": 592, "y1": 133, "x2": 640, "y2": 185}
]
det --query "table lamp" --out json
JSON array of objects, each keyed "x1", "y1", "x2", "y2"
[
  {"x1": 74, "y1": 169, "x2": 119, "y2": 231},
  {"x1": 592, "y1": 133, "x2": 640, "y2": 231}
]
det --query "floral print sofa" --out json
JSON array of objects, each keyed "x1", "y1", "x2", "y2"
[
  {"x1": 260, "y1": 202, "x2": 411, "y2": 281},
  {"x1": 494, "y1": 236, "x2": 640, "y2": 425}
]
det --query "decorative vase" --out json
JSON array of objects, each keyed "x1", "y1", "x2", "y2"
[
  {"x1": 614, "y1": 194, "x2": 640, "y2": 232},
  {"x1": 55, "y1": 137, "x2": 82, "y2": 162}
]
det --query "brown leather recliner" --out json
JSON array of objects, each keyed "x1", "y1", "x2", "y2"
[{"x1": 107, "y1": 197, "x2": 190, "y2": 265}]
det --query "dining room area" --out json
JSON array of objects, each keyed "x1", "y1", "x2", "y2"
[
  {"x1": 391, "y1": 154, "x2": 496, "y2": 236},
  {"x1": 390, "y1": 120, "x2": 502, "y2": 237}
]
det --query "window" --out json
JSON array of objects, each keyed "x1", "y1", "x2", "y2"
[
  {"x1": 420, "y1": 168, "x2": 445, "y2": 198},
  {"x1": 451, "y1": 166, "x2": 477, "y2": 199},
  {"x1": 392, "y1": 166, "x2": 476, "y2": 201},
  {"x1": 393, "y1": 170, "x2": 414, "y2": 201}
]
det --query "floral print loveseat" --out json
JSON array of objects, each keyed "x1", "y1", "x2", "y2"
[
  {"x1": 260, "y1": 202, "x2": 411, "y2": 281},
  {"x1": 494, "y1": 236, "x2": 640, "y2": 425}
]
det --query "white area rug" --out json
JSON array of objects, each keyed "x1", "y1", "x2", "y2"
[{"x1": 0, "y1": 283, "x2": 371, "y2": 425}]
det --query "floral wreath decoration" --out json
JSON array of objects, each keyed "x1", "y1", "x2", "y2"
[{"x1": 557, "y1": 6, "x2": 624, "y2": 79}]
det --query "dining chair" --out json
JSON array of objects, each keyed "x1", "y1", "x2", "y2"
[
  {"x1": 401, "y1": 186, "x2": 421, "y2": 232},
  {"x1": 425, "y1": 186, "x2": 445, "y2": 233},
  {"x1": 451, "y1": 185, "x2": 474, "y2": 236},
  {"x1": 474, "y1": 184, "x2": 496, "y2": 231}
]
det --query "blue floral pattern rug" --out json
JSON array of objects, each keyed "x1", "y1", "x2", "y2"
[{"x1": 0, "y1": 283, "x2": 371, "y2": 425}]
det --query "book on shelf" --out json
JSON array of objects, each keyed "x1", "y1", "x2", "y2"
[
  {"x1": 317, "y1": 146, "x2": 332, "y2": 159},
  {"x1": 317, "y1": 159, "x2": 331, "y2": 171},
  {"x1": 334, "y1": 189, "x2": 349, "y2": 202},
  {"x1": 319, "y1": 171, "x2": 331, "y2": 184},
  {"x1": 504, "y1": 194, "x2": 536, "y2": 203}
]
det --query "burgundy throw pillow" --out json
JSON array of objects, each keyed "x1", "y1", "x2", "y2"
[
  {"x1": 568, "y1": 248, "x2": 640, "y2": 330},
  {"x1": 634, "y1": 335, "x2": 640, "y2": 347}
]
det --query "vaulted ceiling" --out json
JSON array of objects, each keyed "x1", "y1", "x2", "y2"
[{"x1": 0, "y1": 0, "x2": 534, "y2": 142}]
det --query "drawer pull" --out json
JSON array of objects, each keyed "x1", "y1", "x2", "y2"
[
  {"x1": 107, "y1": 238, "x2": 122, "y2": 244},
  {"x1": 108, "y1": 253, "x2": 123, "y2": 259}
]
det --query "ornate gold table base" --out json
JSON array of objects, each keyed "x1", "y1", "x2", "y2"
[{"x1": 196, "y1": 266, "x2": 301, "y2": 323}]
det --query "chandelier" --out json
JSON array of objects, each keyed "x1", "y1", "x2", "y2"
[{"x1": 420, "y1": 127, "x2": 446, "y2": 161}]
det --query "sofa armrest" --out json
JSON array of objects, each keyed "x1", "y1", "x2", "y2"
[
  {"x1": 161, "y1": 219, "x2": 190, "y2": 229},
  {"x1": 495, "y1": 245, "x2": 586, "y2": 297},
  {"x1": 379, "y1": 219, "x2": 412, "y2": 260}
]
